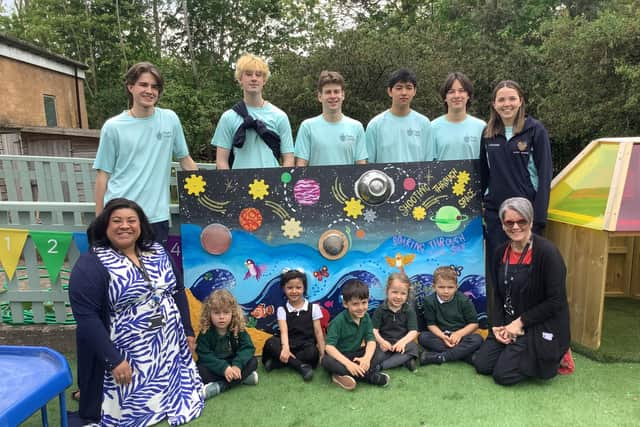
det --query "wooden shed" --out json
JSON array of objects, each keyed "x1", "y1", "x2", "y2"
[{"x1": 546, "y1": 137, "x2": 640, "y2": 350}]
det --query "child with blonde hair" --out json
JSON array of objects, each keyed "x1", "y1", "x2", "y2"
[
  {"x1": 196, "y1": 289, "x2": 258, "y2": 399},
  {"x1": 371, "y1": 273, "x2": 420, "y2": 372}
]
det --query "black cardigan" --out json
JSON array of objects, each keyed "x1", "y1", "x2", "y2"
[{"x1": 490, "y1": 234, "x2": 571, "y2": 378}]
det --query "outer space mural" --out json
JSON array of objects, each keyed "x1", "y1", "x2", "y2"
[{"x1": 178, "y1": 160, "x2": 486, "y2": 334}]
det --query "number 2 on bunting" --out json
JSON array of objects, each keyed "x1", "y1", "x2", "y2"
[{"x1": 48, "y1": 239, "x2": 59, "y2": 254}]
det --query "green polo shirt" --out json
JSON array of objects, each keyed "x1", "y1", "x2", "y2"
[
  {"x1": 196, "y1": 328, "x2": 256, "y2": 376},
  {"x1": 326, "y1": 309, "x2": 375, "y2": 353},
  {"x1": 372, "y1": 301, "x2": 418, "y2": 343},
  {"x1": 423, "y1": 291, "x2": 478, "y2": 332}
]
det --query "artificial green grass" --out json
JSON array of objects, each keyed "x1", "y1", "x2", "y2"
[
  {"x1": 572, "y1": 298, "x2": 640, "y2": 363},
  {"x1": 23, "y1": 353, "x2": 640, "y2": 427}
]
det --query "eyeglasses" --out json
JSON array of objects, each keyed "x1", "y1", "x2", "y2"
[{"x1": 503, "y1": 219, "x2": 529, "y2": 229}]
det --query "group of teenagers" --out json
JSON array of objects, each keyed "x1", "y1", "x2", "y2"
[{"x1": 67, "y1": 53, "x2": 571, "y2": 427}]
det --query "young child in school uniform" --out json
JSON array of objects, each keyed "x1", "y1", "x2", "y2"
[
  {"x1": 371, "y1": 273, "x2": 420, "y2": 372},
  {"x1": 322, "y1": 279, "x2": 390, "y2": 390},
  {"x1": 261, "y1": 269, "x2": 325, "y2": 381},
  {"x1": 196, "y1": 289, "x2": 258, "y2": 399},
  {"x1": 418, "y1": 266, "x2": 483, "y2": 365}
]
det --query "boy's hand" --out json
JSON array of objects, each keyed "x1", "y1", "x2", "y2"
[
  {"x1": 346, "y1": 360, "x2": 366, "y2": 377},
  {"x1": 439, "y1": 334, "x2": 454, "y2": 347},
  {"x1": 391, "y1": 341, "x2": 406, "y2": 353},
  {"x1": 353, "y1": 357, "x2": 370, "y2": 373},
  {"x1": 379, "y1": 339, "x2": 392, "y2": 352},
  {"x1": 448, "y1": 331, "x2": 463, "y2": 346},
  {"x1": 280, "y1": 347, "x2": 294, "y2": 363}
]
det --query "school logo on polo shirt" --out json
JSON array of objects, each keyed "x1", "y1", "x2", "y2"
[
  {"x1": 406, "y1": 129, "x2": 421, "y2": 137},
  {"x1": 340, "y1": 134, "x2": 356, "y2": 143}
]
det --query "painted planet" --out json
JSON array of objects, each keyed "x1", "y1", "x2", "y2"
[
  {"x1": 200, "y1": 223, "x2": 232, "y2": 255},
  {"x1": 403, "y1": 177, "x2": 416, "y2": 191},
  {"x1": 239, "y1": 207, "x2": 263, "y2": 232},
  {"x1": 318, "y1": 229, "x2": 349, "y2": 260},
  {"x1": 430, "y1": 205, "x2": 469, "y2": 232},
  {"x1": 355, "y1": 229, "x2": 366, "y2": 239},
  {"x1": 281, "y1": 172, "x2": 292, "y2": 184},
  {"x1": 293, "y1": 179, "x2": 321, "y2": 206}
]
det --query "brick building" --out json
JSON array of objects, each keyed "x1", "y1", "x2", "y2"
[{"x1": 0, "y1": 33, "x2": 99, "y2": 157}]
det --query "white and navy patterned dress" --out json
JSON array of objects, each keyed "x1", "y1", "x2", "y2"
[{"x1": 95, "y1": 243, "x2": 203, "y2": 426}]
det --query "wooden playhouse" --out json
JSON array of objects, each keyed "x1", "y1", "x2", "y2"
[{"x1": 546, "y1": 137, "x2": 640, "y2": 350}]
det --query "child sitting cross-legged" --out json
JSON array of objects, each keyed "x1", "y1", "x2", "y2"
[
  {"x1": 261, "y1": 269, "x2": 325, "y2": 381},
  {"x1": 371, "y1": 273, "x2": 420, "y2": 372},
  {"x1": 196, "y1": 289, "x2": 258, "y2": 399},
  {"x1": 322, "y1": 279, "x2": 390, "y2": 390},
  {"x1": 418, "y1": 266, "x2": 483, "y2": 365}
]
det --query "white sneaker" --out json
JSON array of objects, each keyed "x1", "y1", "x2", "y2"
[
  {"x1": 201, "y1": 382, "x2": 221, "y2": 399},
  {"x1": 242, "y1": 371, "x2": 259, "y2": 385}
]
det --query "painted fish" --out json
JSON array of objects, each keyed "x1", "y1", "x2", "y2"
[{"x1": 251, "y1": 303, "x2": 275, "y2": 319}]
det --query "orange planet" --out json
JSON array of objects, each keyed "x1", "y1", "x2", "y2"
[{"x1": 239, "y1": 207, "x2": 263, "y2": 232}]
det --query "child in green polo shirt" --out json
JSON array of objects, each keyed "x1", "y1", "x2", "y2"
[
  {"x1": 322, "y1": 279, "x2": 390, "y2": 390},
  {"x1": 371, "y1": 273, "x2": 420, "y2": 372},
  {"x1": 418, "y1": 266, "x2": 483, "y2": 365},
  {"x1": 196, "y1": 289, "x2": 258, "y2": 399}
]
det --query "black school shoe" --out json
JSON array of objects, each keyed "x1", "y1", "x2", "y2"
[
  {"x1": 405, "y1": 357, "x2": 418, "y2": 372},
  {"x1": 298, "y1": 363, "x2": 314, "y2": 381},
  {"x1": 263, "y1": 358, "x2": 274, "y2": 372},
  {"x1": 367, "y1": 371, "x2": 390, "y2": 387},
  {"x1": 419, "y1": 351, "x2": 445, "y2": 366}
]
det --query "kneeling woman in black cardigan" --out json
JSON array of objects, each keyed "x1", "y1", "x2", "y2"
[{"x1": 473, "y1": 197, "x2": 570, "y2": 385}]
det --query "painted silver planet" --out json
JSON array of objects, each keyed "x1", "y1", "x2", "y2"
[{"x1": 354, "y1": 169, "x2": 395, "y2": 205}]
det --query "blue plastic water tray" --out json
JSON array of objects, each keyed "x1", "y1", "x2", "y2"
[{"x1": 0, "y1": 345, "x2": 72, "y2": 427}]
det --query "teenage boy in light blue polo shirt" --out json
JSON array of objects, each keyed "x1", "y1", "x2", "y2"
[
  {"x1": 94, "y1": 62, "x2": 197, "y2": 245},
  {"x1": 212, "y1": 54, "x2": 294, "y2": 169},
  {"x1": 365, "y1": 68, "x2": 433, "y2": 163},
  {"x1": 432, "y1": 72, "x2": 486, "y2": 161},
  {"x1": 295, "y1": 71, "x2": 367, "y2": 166}
]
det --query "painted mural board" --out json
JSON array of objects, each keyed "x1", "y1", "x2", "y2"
[{"x1": 178, "y1": 161, "x2": 486, "y2": 333}]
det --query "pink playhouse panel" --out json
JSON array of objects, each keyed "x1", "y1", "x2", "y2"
[{"x1": 617, "y1": 144, "x2": 640, "y2": 231}]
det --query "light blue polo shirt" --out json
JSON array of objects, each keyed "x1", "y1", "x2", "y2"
[
  {"x1": 294, "y1": 115, "x2": 367, "y2": 166},
  {"x1": 365, "y1": 109, "x2": 433, "y2": 163},
  {"x1": 432, "y1": 114, "x2": 486, "y2": 161},
  {"x1": 93, "y1": 108, "x2": 189, "y2": 223},
  {"x1": 212, "y1": 102, "x2": 294, "y2": 169}
]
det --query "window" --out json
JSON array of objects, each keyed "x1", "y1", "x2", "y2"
[{"x1": 43, "y1": 95, "x2": 58, "y2": 127}]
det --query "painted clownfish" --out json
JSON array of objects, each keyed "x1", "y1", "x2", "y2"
[{"x1": 250, "y1": 303, "x2": 275, "y2": 319}]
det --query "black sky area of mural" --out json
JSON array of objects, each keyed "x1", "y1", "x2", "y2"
[{"x1": 178, "y1": 161, "x2": 482, "y2": 242}]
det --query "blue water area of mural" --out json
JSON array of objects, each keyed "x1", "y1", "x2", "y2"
[{"x1": 182, "y1": 217, "x2": 486, "y2": 333}]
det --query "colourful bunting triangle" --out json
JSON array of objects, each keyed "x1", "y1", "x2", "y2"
[
  {"x1": 29, "y1": 230, "x2": 73, "y2": 282},
  {"x1": 0, "y1": 228, "x2": 29, "y2": 280},
  {"x1": 73, "y1": 232, "x2": 89, "y2": 254}
]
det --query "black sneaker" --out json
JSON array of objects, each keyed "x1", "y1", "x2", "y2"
[
  {"x1": 263, "y1": 358, "x2": 274, "y2": 372},
  {"x1": 405, "y1": 357, "x2": 418, "y2": 373},
  {"x1": 298, "y1": 363, "x2": 314, "y2": 381},
  {"x1": 369, "y1": 371, "x2": 390, "y2": 387},
  {"x1": 419, "y1": 351, "x2": 445, "y2": 366}
]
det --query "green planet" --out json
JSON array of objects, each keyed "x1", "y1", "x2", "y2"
[{"x1": 430, "y1": 205, "x2": 469, "y2": 232}]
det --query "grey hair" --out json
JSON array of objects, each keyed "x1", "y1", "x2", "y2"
[{"x1": 499, "y1": 197, "x2": 534, "y2": 224}]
